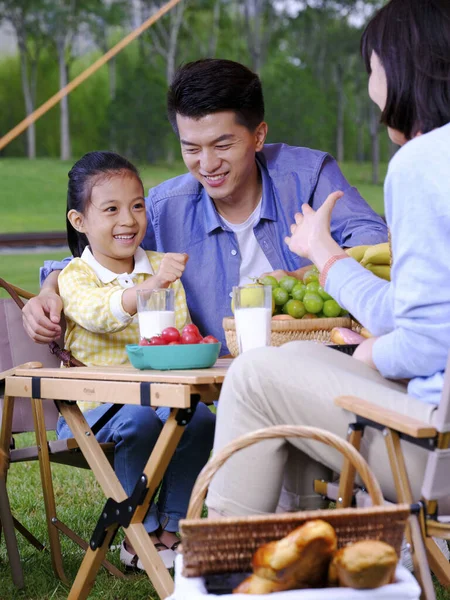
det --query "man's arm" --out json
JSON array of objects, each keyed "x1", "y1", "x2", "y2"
[
  {"x1": 311, "y1": 156, "x2": 388, "y2": 248},
  {"x1": 23, "y1": 270, "x2": 64, "y2": 343},
  {"x1": 23, "y1": 256, "x2": 73, "y2": 343}
]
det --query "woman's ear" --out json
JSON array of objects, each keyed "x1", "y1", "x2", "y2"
[
  {"x1": 67, "y1": 209, "x2": 85, "y2": 233},
  {"x1": 255, "y1": 121, "x2": 268, "y2": 152}
]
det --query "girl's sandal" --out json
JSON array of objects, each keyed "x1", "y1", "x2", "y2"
[
  {"x1": 169, "y1": 539, "x2": 182, "y2": 553},
  {"x1": 120, "y1": 540, "x2": 176, "y2": 570}
]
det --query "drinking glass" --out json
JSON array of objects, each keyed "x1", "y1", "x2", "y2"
[
  {"x1": 232, "y1": 285, "x2": 272, "y2": 353},
  {"x1": 137, "y1": 288, "x2": 175, "y2": 340}
]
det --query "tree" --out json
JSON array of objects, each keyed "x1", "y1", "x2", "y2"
[
  {"x1": 0, "y1": 0, "x2": 48, "y2": 158},
  {"x1": 42, "y1": 0, "x2": 105, "y2": 160}
]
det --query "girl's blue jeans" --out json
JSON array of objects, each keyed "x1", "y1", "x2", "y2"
[{"x1": 56, "y1": 402, "x2": 215, "y2": 533}]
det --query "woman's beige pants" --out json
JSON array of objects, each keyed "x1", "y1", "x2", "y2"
[{"x1": 206, "y1": 342, "x2": 437, "y2": 517}]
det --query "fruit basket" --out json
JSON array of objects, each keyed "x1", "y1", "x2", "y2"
[
  {"x1": 223, "y1": 316, "x2": 354, "y2": 357},
  {"x1": 176, "y1": 426, "x2": 419, "y2": 599}
]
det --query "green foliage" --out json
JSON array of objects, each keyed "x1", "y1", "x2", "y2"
[
  {"x1": 262, "y1": 56, "x2": 335, "y2": 152},
  {"x1": 108, "y1": 52, "x2": 172, "y2": 162},
  {"x1": 0, "y1": 1, "x2": 393, "y2": 164}
]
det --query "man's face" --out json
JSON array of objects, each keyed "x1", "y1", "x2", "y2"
[{"x1": 176, "y1": 111, "x2": 267, "y2": 203}]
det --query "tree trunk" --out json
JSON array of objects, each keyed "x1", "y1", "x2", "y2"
[
  {"x1": 18, "y1": 40, "x2": 36, "y2": 159},
  {"x1": 58, "y1": 43, "x2": 71, "y2": 161},
  {"x1": 208, "y1": 0, "x2": 221, "y2": 57},
  {"x1": 336, "y1": 63, "x2": 344, "y2": 163},
  {"x1": 388, "y1": 138, "x2": 398, "y2": 160},
  {"x1": 108, "y1": 56, "x2": 116, "y2": 100},
  {"x1": 165, "y1": 2, "x2": 185, "y2": 164},
  {"x1": 370, "y1": 102, "x2": 380, "y2": 185}
]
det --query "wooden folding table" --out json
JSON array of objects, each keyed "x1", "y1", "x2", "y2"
[{"x1": 4, "y1": 359, "x2": 230, "y2": 599}]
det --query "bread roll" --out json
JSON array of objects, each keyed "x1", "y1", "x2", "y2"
[
  {"x1": 251, "y1": 520, "x2": 337, "y2": 588},
  {"x1": 359, "y1": 327, "x2": 373, "y2": 339},
  {"x1": 233, "y1": 574, "x2": 291, "y2": 594},
  {"x1": 330, "y1": 327, "x2": 365, "y2": 345},
  {"x1": 328, "y1": 540, "x2": 397, "y2": 589}
]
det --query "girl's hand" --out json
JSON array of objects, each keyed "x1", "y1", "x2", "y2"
[
  {"x1": 153, "y1": 253, "x2": 189, "y2": 288},
  {"x1": 284, "y1": 191, "x2": 346, "y2": 271},
  {"x1": 352, "y1": 337, "x2": 378, "y2": 370}
]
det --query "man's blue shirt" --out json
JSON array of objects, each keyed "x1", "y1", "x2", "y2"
[{"x1": 41, "y1": 143, "x2": 387, "y2": 353}]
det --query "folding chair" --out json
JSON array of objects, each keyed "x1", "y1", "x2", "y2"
[
  {"x1": 0, "y1": 279, "x2": 122, "y2": 587},
  {"x1": 315, "y1": 354, "x2": 450, "y2": 599}
]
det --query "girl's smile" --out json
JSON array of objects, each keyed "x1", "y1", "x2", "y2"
[{"x1": 69, "y1": 172, "x2": 147, "y2": 274}]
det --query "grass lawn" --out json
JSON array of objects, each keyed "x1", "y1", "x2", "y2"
[
  {"x1": 0, "y1": 434, "x2": 155, "y2": 599},
  {"x1": 0, "y1": 159, "x2": 188, "y2": 233},
  {"x1": 1, "y1": 433, "x2": 449, "y2": 598},
  {"x1": 0, "y1": 252, "x2": 69, "y2": 298},
  {"x1": 0, "y1": 158, "x2": 385, "y2": 234}
]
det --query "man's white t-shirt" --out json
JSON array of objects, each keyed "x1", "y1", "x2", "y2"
[{"x1": 221, "y1": 199, "x2": 273, "y2": 287}]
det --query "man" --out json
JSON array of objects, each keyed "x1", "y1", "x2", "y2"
[{"x1": 23, "y1": 58, "x2": 387, "y2": 354}]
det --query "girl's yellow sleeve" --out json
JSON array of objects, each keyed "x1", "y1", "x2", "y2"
[{"x1": 59, "y1": 260, "x2": 130, "y2": 334}]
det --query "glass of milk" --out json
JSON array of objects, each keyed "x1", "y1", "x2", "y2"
[
  {"x1": 137, "y1": 288, "x2": 175, "y2": 340},
  {"x1": 232, "y1": 285, "x2": 272, "y2": 354}
]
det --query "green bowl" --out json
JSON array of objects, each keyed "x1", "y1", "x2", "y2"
[{"x1": 126, "y1": 342, "x2": 222, "y2": 370}]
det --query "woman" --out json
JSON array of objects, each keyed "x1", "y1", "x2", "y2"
[{"x1": 206, "y1": 0, "x2": 450, "y2": 520}]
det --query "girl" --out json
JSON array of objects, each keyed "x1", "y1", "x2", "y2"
[
  {"x1": 206, "y1": 0, "x2": 450, "y2": 536},
  {"x1": 57, "y1": 151, "x2": 215, "y2": 569}
]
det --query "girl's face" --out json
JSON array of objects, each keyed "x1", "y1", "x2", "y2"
[
  {"x1": 368, "y1": 51, "x2": 407, "y2": 146},
  {"x1": 70, "y1": 172, "x2": 147, "y2": 273}
]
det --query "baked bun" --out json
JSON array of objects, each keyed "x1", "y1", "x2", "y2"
[
  {"x1": 328, "y1": 540, "x2": 397, "y2": 589},
  {"x1": 233, "y1": 574, "x2": 291, "y2": 594},
  {"x1": 330, "y1": 327, "x2": 365, "y2": 345},
  {"x1": 251, "y1": 519, "x2": 337, "y2": 588}
]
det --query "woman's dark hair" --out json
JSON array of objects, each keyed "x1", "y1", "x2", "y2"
[
  {"x1": 361, "y1": 0, "x2": 450, "y2": 139},
  {"x1": 167, "y1": 58, "x2": 265, "y2": 134},
  {"x1": 66, "y1": 151, "x2": 142, "y2": 257}
]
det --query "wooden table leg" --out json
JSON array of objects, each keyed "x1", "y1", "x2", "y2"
[
  {"x1": 0, "y1": 394, "x2": 24, "y2": 589},
  {"x1": 59, "y1": 401, "x2": 190, "y2": 599},
  {"x1": 31, "y1": 397, "x2": 69, "y2": 584},
  {"x1": 68, "y1": 525, "x2": 118, "y2": 600}
]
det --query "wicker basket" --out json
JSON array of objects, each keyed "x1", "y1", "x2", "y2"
[
  {"x1": 180, "y1": 425, "x2": 411, "y2": 578},
  {"x1": 223, "y1": 316, "x2": 354, "y2": 357}
]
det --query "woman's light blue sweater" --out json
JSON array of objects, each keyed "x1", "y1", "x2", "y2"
[{"x1": 326, "y1": 122, "x2": 450, "y2": 405}]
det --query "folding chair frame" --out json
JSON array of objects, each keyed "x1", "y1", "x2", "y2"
[{"x1": 315, "y1": 393, "x2": 450, "y2": 600}]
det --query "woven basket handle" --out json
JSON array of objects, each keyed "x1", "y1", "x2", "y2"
[{"x1": 187, "y1": 425, "x2": 384, "y2": 519}]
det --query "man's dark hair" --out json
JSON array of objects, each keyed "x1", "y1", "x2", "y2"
[
  {"x1": 167, "y1": 59, "x2": 265, "y2": 134},
  {"x1": 361, "y1": 0, "x2": 450, "y2": 140},
  {"x1": 66, "y1": 151, "x2": 142, "y2": 258}
]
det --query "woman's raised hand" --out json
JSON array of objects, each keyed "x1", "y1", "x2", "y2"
[{"x1": 284, "y1": 191, "x2": 345, "y2": 271}]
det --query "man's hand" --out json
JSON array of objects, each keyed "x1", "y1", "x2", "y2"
[
  {"x1": 153, "y1": 253, "x2": 189, "y2": 288},
  {"x1": 22, "y1": 290, "x2": 63, "y2": 343},
  {"x1": 352, "y1": 337, "x2": 378, "y2": 370}
]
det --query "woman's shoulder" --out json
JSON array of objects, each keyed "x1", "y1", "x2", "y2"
[{"x1": 389, "y1": 122, "x2": 450, "y2": 176}]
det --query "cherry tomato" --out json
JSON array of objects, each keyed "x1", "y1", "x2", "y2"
[
  {"x1": 181, "y1": 331, "x2": 202, "y2": 345},
  {"x1": 161, "y1": 327, "x2": 181, "y2": 343},
  {"x1": 149, "y1": 336, "x2": 167, "y2": 346},
  {"x1": 201, "y1": 335, "x2": 219, "y2": 344},
  {"x1": 139, "y1": 338, "x2": 152, "y2": 346},
  {"x1": 182, "y1": 324, "x2": 201, "y2": 336},
  {"x1": 168, "y1": 341, "x2": 181, "y2": 345}
]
